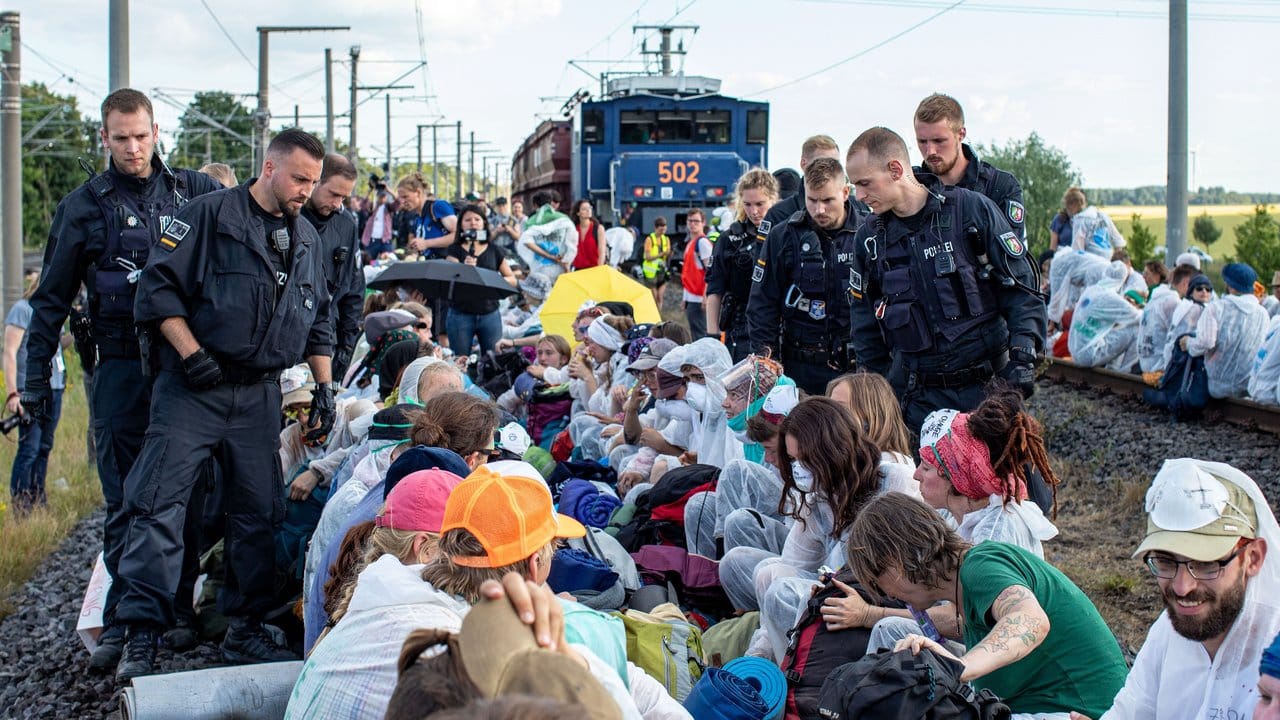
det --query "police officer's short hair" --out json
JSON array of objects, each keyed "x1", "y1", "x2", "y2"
[
  {"x1": 267, "y1": 128, "x2": 325, "y2": 162},
  {"x1": 800, "y1": 135, "x2": 840, "y2": 162},
  {"x1": 320, "y1": 153, "x2": 358, "y2": 183},
  {"x1": 847, "y1": 127, "x2": 911, "y2": 167},
  {"x1": 101, "y1": 88, "x2": 154, "y2": 124},
  {"x1": 914, "y1": 93, "x2": 965, "y2": 132},
  {"x1": 803, "y1": 157, "x2": 847, "y2": 188}
]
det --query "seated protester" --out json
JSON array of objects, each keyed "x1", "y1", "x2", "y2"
[
  {"x1": 498, "y1": 335, "x2": 574, "y2": 447},
  {"x1": 1068, "y1": 261, "x2": 1142, "y2": 371},
  {"x1": 302, "y1": 392, "x2": 498, "y2": 654},
  {"x1": 278, "y1": 364, "x2": 323, "y2": 482},
  {"x1": 722, "y1": 397, "x2": 916, "y2": 662},
  {"x1": 496, "y1": 273, "x2": 554, "y2": 349},
  {"x1": 607, "y1": 339, "x2": 688, "y2": 479},
  {"x1": 1257, "y1": 633, "x2": 1280, "y2": 720},
  {"x1": 826, "y1": 372, "x2": 916, "y2": 472},
  {"x1": 1139, "y1": 263, "x2": 1198, "y2": 382},
  {"x1": 1163, "y1": 273, "x2": 1213, "y2": 369},
  {"x1": 661, "y1": 338, "x2": 735, "y2": 468},
  {"x1": 1046, "y1": 247, "x2": 1111, "y2": 334},
  {"x1": 847, "y1": 493, "x2": 1129, "y2": 720},
  {"x1": 1112, "y1": 249, "x2": 1148, "y2": 298},
  {"x1": 1087, "y1": 459, "x2": 1280, "y2": 720},
  {"x1": 1181, "y1": 263, "x2": 1271, "y2": 399},
  {"x1": 346, "y1": 316, "x2": 419, "y2": 394},
  {"x1": 378, "y1": 339, "x2": 424, "y2": 404},
  {"x1": 682, "y1": 355, "x2": 793, "y2": 557},
  {"x1": 915, "y1": 386, "x2": 1060, "y2": 558},
  {"x1": 1249, "y1": 316, "x2": 1280, "y2": 406},
  {"x1": 648, "y1": 320, "x2": 692, "y2": 346},
  {"x1": 566, "y1": 314, "x2": 635, "y2": 460},
  {"x1": 398, "y1": 356, "x2": 465, "y2": 406},
  {"x1": 288, "y1": 469, "x2": 466, "y2": 718},
  {"x1": 288, "y1": 398, "x2": 379, "y2": 502}
]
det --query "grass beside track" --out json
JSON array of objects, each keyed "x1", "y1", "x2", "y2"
[{"x1": 0, "y1": 349, "x2": 102, "y2": 619}]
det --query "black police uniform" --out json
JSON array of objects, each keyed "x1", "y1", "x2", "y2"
[
  {"x1": 748, "y1": 199, "x2": 867, "y2": 395},
  {"x1": 705, "y1": 218, "x2": 766, "y2": 362},
  {"x1": 932, "y1": 144, "x2": 1026, "y2": 240},
  {"x1": 22, "y1": 156, "x2": 220, "y2": 627},
  {"x1": 847, "y1": 172, "x2": 1045, "y2": 433},
  {"x1": 302, "y1": 204, "x2": 365, "y2": 381},
  {"x1": 115, "y1": 179, "x2": 332, "y2": 630}
]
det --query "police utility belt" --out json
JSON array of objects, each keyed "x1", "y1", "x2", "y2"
[
  {"x1": 907, "y1": 349, "x2": 1008, "y2": 390},
  {"x1": 219, "y1": 365, "x2": 281, "y2": 385}
]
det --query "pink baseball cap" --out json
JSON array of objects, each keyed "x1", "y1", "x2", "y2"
[{"x1": 375, "y1": 469, "x2": 465, "y2": 532}]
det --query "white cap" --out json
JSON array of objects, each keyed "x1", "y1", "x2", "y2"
[{"x1": 1175, "y1": 252, "x2": 1201, "y2": 270}]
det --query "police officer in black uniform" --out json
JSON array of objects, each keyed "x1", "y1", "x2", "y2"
[
  {"x1": 748, "y1": 158, "x2": 867, "y2": 395},
  {"x1": 844, "y1": 127, "x2": 1045, "y2": 436},
  {"x1": 19, "y1": 89, "x2": 222, "y2": 670},
  {"x1": 704, "y1": 168, "x2": 778, "y2": 362},
  {"x1": 913, "y1": 93, "x2": 1026, "y2": 240},
  {"x1": 762, "y1": 134, "x2": 844, "y2": 230},
  {"x1": 113, "y1": 129, "x2": 336, "y2": 682},
  {"x1": 301, "y1": 153, "x2": 365, "y2": 382}
]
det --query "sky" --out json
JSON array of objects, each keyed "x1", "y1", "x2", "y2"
[{"x1": 10, "y1": 0, "x2": 1280, "y2": 193}]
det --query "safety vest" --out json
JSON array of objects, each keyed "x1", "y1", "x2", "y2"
[
  {"x1": 642, "y1": 232, "x2": 670, "y2": 279},
  {"x1": 681, "y1": 234, "x2": 708, "y2": 297}
]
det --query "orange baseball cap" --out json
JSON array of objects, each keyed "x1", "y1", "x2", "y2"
[{"x1": 441, "y1": 465, "x2": 586, "y2": 568}]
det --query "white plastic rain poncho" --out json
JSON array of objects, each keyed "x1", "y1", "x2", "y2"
[
  {"x1": 1047, "y1": 248, "x2": 1111, "y2": 324},
  {"x1": 605, "y1": 226, "x2": 636, "y2": 269},
  {"x1": 1070, "y1": 206, "x2": 1125, "y2": 255},
  {"x1": 517, "y1": 205, "x2": 578, "y2": 280},
  {"x1": 396, "y1": 356, "x2": 446, "y2": 405},
  {"x1": 1247, "y1": 315, "x2": 1280, "y2": 405},
  {"x1": 1186, "y1": 293, "x2": 1270, "y2": 399},
  {"x1": 1122, "y1": 269, "x2": 1148, "y2": 297},
  {"x1": 661, "y1": 338, "x2": 736, "y2": 468},
  {"x1": 956, "y1": 495, "x2": 1059, "y2": 559},
  {"x1": 1264, "y1": 294, "x2": 1280, "y2": 318},
  {"x1": 1067, "y1": 266, "x2": 1141, "y2": 370},
  {"x1": 1138, "y1": 285, "x2": 1180, "y2": 373},
  {"x1": 1100, "y1": 459, "x2": 1280, "y2": 720},
  {"x1": 1163, "y1": 298, "x2": 1205, "y2": 369}
]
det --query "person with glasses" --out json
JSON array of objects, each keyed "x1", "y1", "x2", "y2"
[
  {"x1": 1179, "y1": 262, "x2": 1270, "y2": 400},
  {"x1": 1074, "y1": 459, "x2": 1280, "y2": 720}
]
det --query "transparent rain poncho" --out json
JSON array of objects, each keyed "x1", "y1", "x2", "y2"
[
  {"x1": 1248, "y1": 315, "x2": 1280, "y2": 405},
  {"x1": 1186, "y1": 294, "x2": 1271, "y2": 399},
  {"x1": 1068, "y1": 267, "x2": 1141, "y2": 370}
]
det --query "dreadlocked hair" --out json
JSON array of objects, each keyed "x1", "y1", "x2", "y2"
[{"x1": 966, "y1": 380, "x2": 1059, "y2": 517}]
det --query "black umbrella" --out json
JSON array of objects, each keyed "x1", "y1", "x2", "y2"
[{"x1": 367, "y1": 259, "x2": 519, "y2": 301}]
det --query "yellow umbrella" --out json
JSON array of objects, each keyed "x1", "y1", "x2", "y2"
[{"x1": 539, "y1": 266, "x2": 662, "y2": 341}]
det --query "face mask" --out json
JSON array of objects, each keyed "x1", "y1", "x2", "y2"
[
  {"x1": 657, "y1": 398, "x2": 694, "y2": 421},
  {"x1": 684, "y1": 382, "x2": 709, "y2": 413},
  {"x1": 791, "y1": 460, "x2": 814, "y2": 493}
]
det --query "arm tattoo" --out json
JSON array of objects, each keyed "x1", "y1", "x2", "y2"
[{"x1": 971, "y1": 585, "x2": 1046, "y2": 661}]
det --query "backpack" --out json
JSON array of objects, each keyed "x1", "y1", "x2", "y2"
[
  {"x1": 1143, "y1": 342, "x2": 1209, "y2": 421},
  {"x1": 613, "y1": 610, "x2": 706, "y2": 702},
  {"x1": 817, "y1": 648, "x2": 1011, "y2": 720},
  {"x1": 273, "y1": 482, "x2": 330, "y2": 581},
  {"x1": 781, "y1": 570, "x2": 904, "y2": 720},
  {"x1": 632, "y1": 544, "x2": 734, "y2": 620},
  {"x1": 615, "y1": 464, "x2": 720, "y2": 552},
  {"x1": 470, "y1": 349, "x2": 530, "y2": 397},
  {"x1": 547, "y1": 460, "x2": 619, "y2": 502}
]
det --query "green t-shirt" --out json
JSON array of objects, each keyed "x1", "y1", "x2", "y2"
[{"x1": 959, "y1": 541, "x2": 1127, "y2": 718}]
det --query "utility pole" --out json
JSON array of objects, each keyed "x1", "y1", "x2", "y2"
[
  {"x1": 324, "y1": 48, "x2": 335, "y2": 153},
  {"x1": 469, "y1": 131, "x2": 475, "y2": 195},
  {"x1": 108, "y1": 0, "x2": 128, "y2": 90},
  {"x1": 455, "y1": 121, "x2": 462, "y2": 203},
  {"x1": 348, "y1": 45, "x2": 359, "y2": 162},
  {"x1": 385, "y1": 94, "x2": 391, "y2": 175},
  {"x1": 1166, "y1": 0, "x2": 1188, "y2": 258},
  {"x1": 1, "y1": 12, "x2": 21, "y2": 313},
  {"x1": 253, "y1": 25, "x2": 348, "y2": 170}
]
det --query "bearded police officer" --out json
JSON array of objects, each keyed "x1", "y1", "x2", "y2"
[
  {"x1": 19, "y1": 89, "x2": 222, "y2": 670},
  {"x1": 113, "y1": 129, "x2": 335, "y2": 682},
  {"x1": 301, "y1": 154, "x2": 364, "y2": 382},
  {"x1": 913, "y1": 94, "x2": 1026, "y2": 240},
  {"x1": 748, "y1": 158, "x2": 867, "y2": 395},
  {"x1": 845, "y1": 127, "x2": 1045, "y2": 434},
  {"x1": 705, "y1": 168, "x2": 778, "y2": 362}
]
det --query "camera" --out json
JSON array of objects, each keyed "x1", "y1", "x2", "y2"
[
  {"x1": 1, "y1": 413, "x2": 21, "y2": 435},
  {"x1": 459, "y1": 229, "x2": 488, "y2": 243},
  {"x1": 370, "y1": 172, "x2": 387, "y2": 191}
]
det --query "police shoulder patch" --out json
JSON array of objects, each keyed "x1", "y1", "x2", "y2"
[
  {"x1": 757, "y1": 219, "x2": 772, "y2": 235},
  {"x1": 998, "y1": 231, "x2": 1025, "y2": 258},
  {"x1": 158, "y1": 219, "x2": 191, "y2": 251},
  {"x1": 752, "y1": 265, "x2": 765, "y2": 283},
  {"x1": 1007, "y1": 200, "x2": 1025, "y2": 225}
]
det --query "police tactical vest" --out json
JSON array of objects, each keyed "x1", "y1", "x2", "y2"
[
  {"x1": 84, "y1": 168, "x2": 189, "y2": 329},
  {"x1": 865, "y1": 189, "x2": 998, "y2": 354},
  {"x1": 720, "y1": 221, "x2": 758, "y2": 310}
]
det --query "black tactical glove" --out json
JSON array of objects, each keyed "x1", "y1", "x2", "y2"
[
  {"x1": 305, "y1": 383, "x2": 336, "y2": 447},
  {"x1": 332, "y1": 346, "x2": 353, "y2": 386},
  {"x1": 182, "y1": 348, "x2": 224, "y2": 391},
  {"x1": 1000, "y1": 347, "x2": 1037, "y2": 399},
  {"x1": 18, "y1": 377, "x2": 53, "y2": 425}
]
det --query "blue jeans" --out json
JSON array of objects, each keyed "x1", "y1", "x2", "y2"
[
  {"x1": 10, "y1": 388, "x2": 64, "y2": 512},
  {"x1": 446, "y1": 308, "x2": 503, "y2": 356}
]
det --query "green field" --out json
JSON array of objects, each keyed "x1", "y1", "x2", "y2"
[{"x1": 1103, "y1": 204, "x2": 1272, "y2": 264}]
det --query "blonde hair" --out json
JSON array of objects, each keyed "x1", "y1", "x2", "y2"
[
  {"x1": 914, "y1": 93, "x2": 965, "y2": 132},
  {"x1": 826, "y1": 373, "x2": 911, "y2": 457},
  {"x1": 421, "y1": 528, "x2": 556, "y2": 603},
  {"x1": 198, "y1": 163, "x2": 237, "y2": 188},
  {"x1": 330, "y1": 524, "x2": 440, "y2": 626},
  {"x1": 800, "y1": 135, "x2": 839, "y2": 162},
  {"x1": 733, "y1": 168, "x2": 779, "y2": 223},
  {"x1": 22, "y1": 270, "x2": 40, "y2": 299},
  {"x1": 397, "y1": 171, "x2": 432, "y2": 195}
]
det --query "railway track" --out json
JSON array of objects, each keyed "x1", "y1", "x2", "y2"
[{"x1": 1039, "y1": 356, "x2": 1280, "y2": 437}]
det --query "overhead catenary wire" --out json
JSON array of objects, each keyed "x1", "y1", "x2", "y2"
[
  {"x1": 198, "y1": 0, "x2": 255, "y2": 70},
  {"x1": 804, "y1": 0, "x2": 1280, "y2": 22}
]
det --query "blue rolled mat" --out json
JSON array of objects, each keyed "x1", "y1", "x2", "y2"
[
  {"x1": 683, "y1": 667, "x2": 770, "y2": 720},
  {"x1": 722, "y1": 657, "x2": 787, "y2": 720}
]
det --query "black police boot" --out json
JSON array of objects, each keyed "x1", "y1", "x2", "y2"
[
  {"x1": 163, "y1": 611, "x2": 199, "y2": 652},
  {"x1": 221, "y1": 616, "x2": 297, "y2": 664},
  {"x1": 115, "y1": 624, "x2": 159, "y2": 684},
  {"x1": 88, "y1": 623, "x2": 126, "y2": 671}
]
